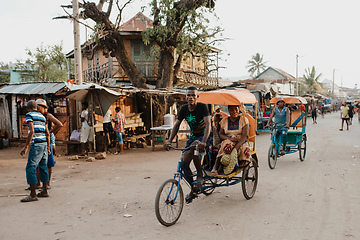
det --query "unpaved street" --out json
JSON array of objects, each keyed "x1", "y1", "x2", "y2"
[{"x1": 0, "y1": 112, "x2": 359, "y2": 240}]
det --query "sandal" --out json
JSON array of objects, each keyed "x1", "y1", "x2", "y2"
[
  {"x1": 185, "y1": 192, "x2": 196, "y2": 204},
  {"x1": 37, "y1": 192, "x2": 49, "y2": 198},
  {"x1": 192, "y1": 180, "x2": 204, "y2": 193},
  {"x1": 20, "y1": 195, "x2": 38, "y2": 202},
  {"x1": 25, "y1": 186, "x2": 41, "y2": 191}
]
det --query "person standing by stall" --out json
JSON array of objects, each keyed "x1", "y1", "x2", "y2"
[
  {"x1": 34, "y1": 99, "x2": 63, "y2": 189},
  {"x1": 80, "y1": 102, "x2": 93, "y2": 156},
  {"x1": 113, "y1": 107, "x2": 126, "y2": 155},
  {"x1": 20, "y1": 100, "x2": 50, "y2": 202},
  {"x1": 103, "y1": 109, "x2": 112, "y2": 146}
]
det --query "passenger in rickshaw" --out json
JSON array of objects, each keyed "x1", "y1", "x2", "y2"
[
  {"x1": 204, "y1": 114, "x2": 222, "y2": 170},
  {"x1": 210, "y1": 105, "x2": 251, "y2": 175},
  {"x1": 266, "y1": 97, "x2": 290, "y2": 155}
]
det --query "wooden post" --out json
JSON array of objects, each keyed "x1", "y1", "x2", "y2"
[
  {"x1": 90, "y1": 92, "x2": 96, "y2": 152},
  {"x1": 73, "y1": 0, "x2": 83, "y2": 85}
]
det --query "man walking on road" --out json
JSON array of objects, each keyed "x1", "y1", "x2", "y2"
[{"x1": 339, "y1": 102, "x2": 350, "y2": 131}]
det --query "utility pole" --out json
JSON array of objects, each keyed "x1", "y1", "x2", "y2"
[
  {"x1": 332, "y1": 69, "x2": 335, "y2": 96},
  {"x1": 73, "y1": 0, "x2": 82, "y2": 85},
  {"x1": 296, "y1": 54, "x2": 299, "y2": 96}
]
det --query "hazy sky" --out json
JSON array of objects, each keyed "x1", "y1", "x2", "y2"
[{"x1": 1, "y1": 0, "x2": 359, "y2": 88}]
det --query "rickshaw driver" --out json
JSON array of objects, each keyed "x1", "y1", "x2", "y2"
[
  {"x1": 266, "y1": 97, "x2": 290, "y2": 155},
  {"x1": 164, "y1": 86, "x2": 211, "y2": 203}
]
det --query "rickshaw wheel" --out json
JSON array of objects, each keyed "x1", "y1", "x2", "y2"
[
  {"x1": 242, "y1": 157, "x2": 258, "y2": 200},
  {"x1": 298, "y1": 135, "x2": 307, "y2": 161},
  {"x1": 202, "y1": 178, "x2": 217, "y2": 196},
  {"x1": 155, "y1": 179, "x2": 184, "y2": 226},
  {"x1": 268, "y1": 144, "x2": 277, "y2": 169}
]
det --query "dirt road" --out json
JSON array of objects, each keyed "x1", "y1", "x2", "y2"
[{"x1": 0, "y1": 112, "x2": 359, "y2": 239}]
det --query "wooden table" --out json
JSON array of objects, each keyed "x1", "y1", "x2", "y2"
[{"x1": 150, "y1": 126, "x2": 178, "y2": 151}]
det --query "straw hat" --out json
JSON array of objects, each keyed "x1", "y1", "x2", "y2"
[
  {"x1": 35, "y1": 99, "x2": 48, "y2": 108},
  {"x1": 214, "y1": 105, "x2": 223, "y2": 112},
  {"x1": 221, "y1": 148, "x2": 238, "y2": 175},
  {"x1": 276, "y1": 97, "x2": 285, "y2": 104}
]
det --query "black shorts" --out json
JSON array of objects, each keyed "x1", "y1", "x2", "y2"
[
  {"x1": 312, "y1": 111, "x2": 317, "y2": 118},
  {"x1": 103, "y1": 122, "x2": 112, "y2": 134}
]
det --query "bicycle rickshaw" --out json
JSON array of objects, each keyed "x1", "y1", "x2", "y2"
[
  {"x1": 155, "y1": 89, "x2": 259, "y2": 226},
  {"x1": 267, "y1": 96, "x2": 308, "y2": 169}
]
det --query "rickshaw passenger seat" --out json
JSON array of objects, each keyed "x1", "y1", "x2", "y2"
[
  {"x1": 244, "y1": 113, "x2": 256, "y2": 143},
  {"x1": 289, "y1": 110, "x2": 305, "y2": 128}
]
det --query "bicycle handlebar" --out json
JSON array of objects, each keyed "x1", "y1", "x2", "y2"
[{"x1": 165, "y1": 144, "x2": 201, "y2": 155}]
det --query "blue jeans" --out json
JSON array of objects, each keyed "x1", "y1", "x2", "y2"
[
  {"x1": 275, "y1": 127, "x2": 288, "y2": 145},
  {"x1": 116, "y1": 132, "x2": 124, "y2": 144},
  {"x1": 26, "y1": 143, "x2": 49, "y2": 185}
]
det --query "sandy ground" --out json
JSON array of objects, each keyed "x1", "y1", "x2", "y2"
[{"x1": 0, "y1": 112, "x2": 360, "y2": 240}]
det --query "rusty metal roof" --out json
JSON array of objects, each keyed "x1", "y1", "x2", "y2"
[
  {"x1": 119, "y1": 12, "x2": 153, "y2": 32},
  {"x1": 0, "y1": 82, "x2": 66, "y2": 95}
]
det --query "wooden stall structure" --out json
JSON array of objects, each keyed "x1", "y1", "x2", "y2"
[{"x1": 0, "y1": 82, "x2": 70, "y2": 143}]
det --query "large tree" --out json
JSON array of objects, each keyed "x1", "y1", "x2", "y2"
[
  {"x1": 16, "y1": 43, "x2": 68, "y2": 82},
  {"x1": 246, "y1": 53, "x2": 267, "y2": 78},
  {"x1": 0, "y1": 62, "x2": 10, "y2": 83},
  {"x1": 76, "y1": 0, "x2": 218, "y2": 89},
  {"x1": 303, "y1": 66, "x2": 322, "y2": 94}
]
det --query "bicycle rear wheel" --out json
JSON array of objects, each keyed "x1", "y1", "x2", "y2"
[
  {"x1": 268, "y1": 144, "x2": 277, "y2": 169},
  {"x1": 242, "y1": 157, "x2": 258, "y2": 200},
  {"x1": 155, "y1": 179, "x2": 184, "y2": 226},
  {"x1": 298, "y1": 135, "x2": 307, "y2": 161}
]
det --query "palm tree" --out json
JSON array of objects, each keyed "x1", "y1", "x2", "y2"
[
  {"x1": 303, "y1": 66, "x2": 322, "y2": 94},
  {"x1": 246, "y1": 53, "x2": 267, "y2": 77}
]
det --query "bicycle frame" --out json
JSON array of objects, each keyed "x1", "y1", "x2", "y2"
[{"x1": 270, "y1": 127, "x2": 283, "y2": 155}]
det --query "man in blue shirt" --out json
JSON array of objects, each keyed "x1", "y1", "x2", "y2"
[
  {"x1": 267, "y1": 97, "x2": 290, "y2": 155},
  {"x1": 20, "y1": 100, "x2": 50, "y2": 202}
]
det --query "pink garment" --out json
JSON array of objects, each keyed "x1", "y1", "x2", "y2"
[{"x1": 114, "y1": 112, "x2": 126, "y2": 133}]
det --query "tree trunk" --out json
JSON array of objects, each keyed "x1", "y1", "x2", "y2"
[
  {"x1": 156, "y1": 47, "x2": 175, "y2": 89},
  {"x1": 82, "y1": 2, "x2": 148, "y2": 89}
]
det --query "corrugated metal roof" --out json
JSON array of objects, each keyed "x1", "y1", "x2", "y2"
[
  {"x1": 119, "y1": 12, "x2": 153, "y2": 32},
  {"x1": 0, "y1": 82, "x2": 66, "y2": 95}
]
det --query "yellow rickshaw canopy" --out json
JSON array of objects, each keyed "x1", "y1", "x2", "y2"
[
  {"x1": 198, "y1": 89, "x2": 258, "y2": 105},
  {"x1": 270, "y1": 96, "x2": 308, "y2": 105}
]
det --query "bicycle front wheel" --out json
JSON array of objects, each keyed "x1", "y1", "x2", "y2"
[
  {"x1": 155, "y1": 179, "x2": 184, "y2": 226},
  {"x1": 268, "y1": 144, "x2": 277, "y2": 169},
  {"x1": 242, "y1": 157, "x2": 258, "y2": 200}
]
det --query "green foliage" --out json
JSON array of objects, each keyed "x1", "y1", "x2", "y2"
[
  {"x1": 142, "y1": 0, "x2": 221, "y2": 62},
  {"x1": 246, "y1": 53, "x2": 267, "y2": 77},
  {"x1": 16, "y1": 42, "x2": 68, "y2": 82},
  {"x1": 0, "y1": 62, "x2": 10, "y2": 83},
  {"x1": 303, "y1": 66, "x2": 322, "y2": 94}
]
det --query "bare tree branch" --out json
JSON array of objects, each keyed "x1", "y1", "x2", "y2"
[
  {"x1": 115, "y1": 0, "x2": 134, "y2": 29},
  {"x1": 55, "y1": 6, "x2": 95, "y2": 31}
]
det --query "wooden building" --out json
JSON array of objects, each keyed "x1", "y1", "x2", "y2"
[{"x1": 65, "y1": 12, "x2": 220, "y2": 88}]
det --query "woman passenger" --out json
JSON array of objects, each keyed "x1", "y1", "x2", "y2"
[{"x1": 211, "y1": 105, "x2": 251, "y2": 175}]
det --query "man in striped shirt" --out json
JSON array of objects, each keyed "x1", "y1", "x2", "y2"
[{"x1": 20, "y1": 100, "x2": 50, "y2": 202}]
